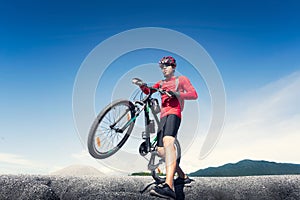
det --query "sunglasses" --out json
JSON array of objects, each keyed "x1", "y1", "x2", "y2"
[{"x1": 159, "y1": 64, "x2": 174, "y2": 69}]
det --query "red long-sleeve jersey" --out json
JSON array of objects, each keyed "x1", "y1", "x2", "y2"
[{"x1": 141, "y1": 76, "x2": 198, "y2": 118}]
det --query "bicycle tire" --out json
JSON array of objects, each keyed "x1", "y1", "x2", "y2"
[
  {"x1": 87, "y1": 99, "x2": 136, "y2": 159},
  {"x1": 151, "y1": 139, "x2": 181, "y2": 183}
]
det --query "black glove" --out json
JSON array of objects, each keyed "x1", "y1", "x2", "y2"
[{"x1": 166, "y1": 91, "x2": 180, "y2": 98}]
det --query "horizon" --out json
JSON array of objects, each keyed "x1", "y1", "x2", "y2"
[
  {"x1": 29, "y1": 158, "x2": 300, "y2": 176},
  {"x1": 1, "y1": 1, "x2": 300, "y2": 175}
]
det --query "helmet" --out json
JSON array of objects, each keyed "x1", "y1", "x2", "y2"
[{"x1": 159, "y1": 56, "x2": 176, "y2": 68}]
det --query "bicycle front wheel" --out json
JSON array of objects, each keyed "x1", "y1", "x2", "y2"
[{"x1": 88, "y1": 100, "x2": 136, "y2": 159}]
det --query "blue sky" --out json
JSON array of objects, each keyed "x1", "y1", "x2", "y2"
[{"x1": 1, "y1": 0, "x2": 300, "y2": 174}]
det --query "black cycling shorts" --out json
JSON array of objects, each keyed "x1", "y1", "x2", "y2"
[{"x1": 157, "y1": 114, "x2": 181, "y2": 147}]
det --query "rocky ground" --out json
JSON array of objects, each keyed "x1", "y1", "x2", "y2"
[{"x1": 0, "y1": 175, "x2": 299, "y2": 200}]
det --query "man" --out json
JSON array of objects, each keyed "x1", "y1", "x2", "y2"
[{"x1": 141, "y1": 56, "x2": 198, "y2": 199}]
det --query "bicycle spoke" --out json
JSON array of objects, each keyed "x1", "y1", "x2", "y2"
[{"x1": 88, "y1": 101, "x2": 135, "y2": 158}]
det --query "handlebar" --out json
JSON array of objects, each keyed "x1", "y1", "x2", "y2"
[
  {"x1": 132, "y1": 77, "x2": 173, "y2": 100},
  {"x1": 147, "y1": 86, "x2": 172, "y2": 98}
]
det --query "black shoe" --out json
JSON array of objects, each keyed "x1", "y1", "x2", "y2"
[
  {"x1": 150, "y1": 183, "x2": 176, "y2": 199},
  {"x1": 155, "y1": 177, "x2": 166, "y2": 184},
  {"x1": 174, "y1": 176, "x2": 194, "y2": 186}
]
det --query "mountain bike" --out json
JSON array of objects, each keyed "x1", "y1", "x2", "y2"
[{"x1": 87, "y1": 78, "x2": 181, "y2": 183}]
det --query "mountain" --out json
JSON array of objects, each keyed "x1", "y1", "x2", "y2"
[
  {"x1": 189, "y1": 159, "x2": 300, "y2": 177},
  {"x1": 50, "y1": 165, "x2": 105, "y2": 177}
]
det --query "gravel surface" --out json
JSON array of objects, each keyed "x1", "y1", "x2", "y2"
[{"x1": 0, "y1": 175, "x2": 299, "y2": 200}]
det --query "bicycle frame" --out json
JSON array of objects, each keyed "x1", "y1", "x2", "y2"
[
  {"x1": 134, "y1": 93, "x2": 161, "y2": 153},
  {"x1": 110, "y1": 89, "x2": 160, "y2": 154}
]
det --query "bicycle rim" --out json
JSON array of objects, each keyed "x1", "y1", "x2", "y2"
[{"x1": 88, "y1": 100, "x2": 135, "y2": 159}]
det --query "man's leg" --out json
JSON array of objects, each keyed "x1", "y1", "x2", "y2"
[
  {"x1": 157, "y1": 147, "x2": 186, "y2": 179},
  {"x1": 176, "y1": 165, "x2": 187, "y2": 179},
  {"x1": 163, "y1": 136, "x2": 176, "y2": 189}
]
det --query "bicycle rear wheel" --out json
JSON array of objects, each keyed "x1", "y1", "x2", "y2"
[
  {"x1": 150, "y1": 139, "x2": 181, "y2": 183},
  {"x1": 88, "y1": 100, "x2": 136, "y2": 159}
]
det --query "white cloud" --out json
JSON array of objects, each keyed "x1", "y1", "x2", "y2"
[
  {"x1": 0, "y1": 153, "x2": 47, "y2": 175},
  {"x1": 181, "y1": 71, "x2": 300, "y2": 172},
  {"x1": 226, "y1": 71, "x2": 300, "y2": 142},
  {"x1": 0, "y1": 153, "x2": 33, "y2": 166}
]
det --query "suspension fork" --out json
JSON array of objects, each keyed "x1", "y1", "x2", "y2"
[
  {"x1": 110, "y1": 102, "x2": 144, "y2": 133},
  {"x1": 109, "y1": 108, "x2": 131, "y2": 131}
]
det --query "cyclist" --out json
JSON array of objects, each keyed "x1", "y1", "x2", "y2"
[{"x1": 140, "y1": 56, "x2": 198, "y2": 199}]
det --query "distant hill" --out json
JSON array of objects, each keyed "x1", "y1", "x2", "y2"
[
  {"x1": 189, "y1": 159, "x2": 300, "y2": 177},
  {"x1": 50, "y1": 165, "x2": 105, "y2": 177}
]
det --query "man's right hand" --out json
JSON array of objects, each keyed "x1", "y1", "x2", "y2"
[{"x1": 132, "y1": 78, "x2": 146, "y2": 86}]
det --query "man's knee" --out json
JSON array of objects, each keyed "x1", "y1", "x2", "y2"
[{"x1": 163, "y1": 136, "x2": 175, "y2": 148}]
